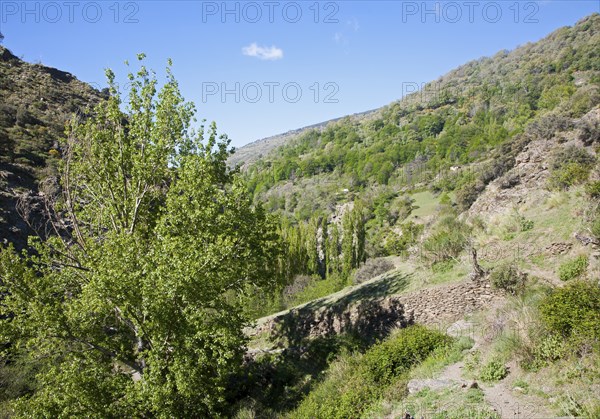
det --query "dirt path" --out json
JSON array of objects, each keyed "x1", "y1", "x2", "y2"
[
  {"x1": 482, "y1": 380, "x2": 551, "y2": 419},
  {"x1": 436, "y1": 322, "x2": 554, "y2": 419}
]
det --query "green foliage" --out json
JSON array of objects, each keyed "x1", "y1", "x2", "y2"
[
  {"x1": 0, "y1": 58, "x2": 282, "y2": 417},
  {"x1": 532, "y1": 333, "x2": 569, "y2": 364},
  {"x1": 384, "y1": 221, "x2": 424, "y2": 256},
  {"x1": 539, "y1": 281, "x2": 600, "y2": 344},
  {"x1": 455, "y1": 181, "x2": 485, "y2": 211},
  {"x1": 342, "y1": 203, "x2": 367, "y2": 278},
  {"x1": 421, "y1": 216, "x2": 471, "y2": 264},
  {"x1": 549, "y1": 162, "x2": 594, "y2": 190},
  {"x1": 548, "y1": 146, "x2": 595, "y2": 190},
  {"x1": 231, "y1": 334, "x2": 366, "y2": 416},
  {"x1": 538, "y1": 83, "x2": 575, "y2": 110},
  {"x1": 285, "y1": 274, "x2": 346, "y2": 308},
  {"x1": 479, "y1": 359, "x2": 508, "y2": 382},
  {"x1": 557, "y1": 255, "x2": 588, "y2": 281},
  {"x1": 361, "y1": 326, "x2": 452, "y2": 385},
  {"x1": 291, "y1": 326, "x2": 451, "y2": 419},
  {"x1": 585, "y1": 180, "x2": 600, "y2": 199},
  {"x1": 517, "y1": 215, "x2": 534, "y2": 232},
  {"x1": 490, "y1": 264, "x2": 527, "y2": 295}
]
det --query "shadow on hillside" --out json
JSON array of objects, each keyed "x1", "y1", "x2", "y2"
[
  {"x1": 335, "y1": 270, "x2": 411, "y2": 306},
  {"x1": 271, "y1": 271, "x2": 413, "y2": 348}
]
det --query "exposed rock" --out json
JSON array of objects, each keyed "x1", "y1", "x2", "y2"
[
  {"x1": 574, "y1": 232, "x2": 599, "y2": 246},
  {"x1": 468, "y1": 108, "x2": 600, "y2": 221},
  {"x1": 545, "y1": 242, "x2": 573, "y2": 255}
]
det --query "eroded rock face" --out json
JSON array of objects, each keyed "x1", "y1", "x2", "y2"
[{"x1": 468, "y1": 108, "x2": 600, "y2": 221}]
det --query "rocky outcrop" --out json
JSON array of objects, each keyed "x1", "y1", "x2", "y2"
[{"x1": 468, "y1": 107, "x2": 600, "y2": 221}]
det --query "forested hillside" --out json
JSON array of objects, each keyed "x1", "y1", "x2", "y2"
[
  {"x1": 245, "y1": 14, "x2": 599, "y2": 210},
  {"x1": 223, "y1": 15, "x2": 600, "y2": 419},
  {"x1": 235, "y1": 15, "x2": 600, "y2": 317}
]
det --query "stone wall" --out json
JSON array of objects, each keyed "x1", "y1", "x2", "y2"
[{"x1": 249, "y1": 279, "x2": 502, "y2": 346}]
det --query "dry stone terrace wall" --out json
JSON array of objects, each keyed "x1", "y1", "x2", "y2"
[
  {"x1": 397, "y1": 279, "x2": 501, "y2": 325},
  {"x1": 249, "y1": 279, "x2": 503, "y2": 346}
]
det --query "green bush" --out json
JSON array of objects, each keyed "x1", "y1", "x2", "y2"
[
  {"x1": 539, "y1": 281, "x2": 600, "y2": 343},
  {"x1": 557, "y1": 255, "x2": 588, "y2": 281},
  {"x1": 361, "y1": 325, "x2": 452, "y2": 385},
  {"x1": 422, "y1": 216, "x2": 471, "y2": 264},
  {"x1": 490, "y1": 264, "x2": 527, "y2": 295},
  {"x1": 291, "y1": 326, "x2": 451, "y2": 419},
  {"x1": 584, "y1": 180, "x2": 600, "y2": 199},
  {"x1": 455, "y1": 180, "x2": 485, "y2": 211},
  {"x1": 479, "y1": 359, "x2": 508, "y2": 382},
  {"x1": 518, "y1": 216, "x2": 534, "y2": 232},
  {"x1": 384, "y1": 221, "x2": 423, "y2": 256},
  {"x1": 549, "y1": 162, "x2": 593, "y2": 190},
  {"x1": 533, "y1": 333, "x2": 568, "y2": 363},
  {"x1": 548, "y1": 146, "x2": 595, "y2": 190}
]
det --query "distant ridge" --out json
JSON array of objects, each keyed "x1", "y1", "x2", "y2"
[{"x1": 228, "y1": 108, "x2": 380, "y2": 168}]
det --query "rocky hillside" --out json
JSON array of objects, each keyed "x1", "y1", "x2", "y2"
[{"x1": 0, "y1": 46, "x2": 104, "y2": 249}]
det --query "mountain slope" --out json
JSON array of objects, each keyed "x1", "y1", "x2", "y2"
[
  {"x1": 0, "y1": 46, "x2": 105, "y2": 249},
  {"x1": 230, "y1": 15, "x2": 600, "y2": 416},
  {"x1": 228, "y1": 108, "x2": 379, "y2": 169},
  {"x1": 240, "y1": 14, "x2": 599, "y2": 223}
]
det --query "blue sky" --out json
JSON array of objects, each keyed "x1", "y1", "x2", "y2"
[{"x1": 2, "y1": 1, "x2": 599, "y2": 147}]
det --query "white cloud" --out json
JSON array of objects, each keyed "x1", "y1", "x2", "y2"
[
  {"x1": 242, "y1": 43, "x2": 283, "y2": 61},
  {"x1": 333, "y1": 32, "x2": 348, "y2": 45}
]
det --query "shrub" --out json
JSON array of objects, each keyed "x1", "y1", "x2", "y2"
[
  {"x1": 548, "y1": 146, "x2": 595, "y2": 190},
  {"x1": 584, "y1": 180, "x2": 600, "y2": 199},
  {"x1": 479, "y1": 359, "x2": 508, "y2": 382},
  {"x1": 539, "y1": 281, "x2": 600, "y2": 343},
  {"x1": 532, "y1": 333, "x2": 569, "y2": 363},
  {"x1": 549, "y1": 162, "x2": 593, "y2": 190},
  {"x1": 518, "y1": 216, "x2": 534, "y2": 232},
  {"x1": 15, "y1": 106, "x2": 37, "y2": 127},
  {"x1": 525, "y1": 113, "x2": 572, "y2": 141},
  {"x1": 490, "y1": 264, "x2": 527, "y2": 295},
  {"x1": 361, "y1": 325, "x2": 452, "y2": 385},
  {"x1": 455, "y1": 180, "x2": 485, "y2": 211},
  {"x1": 353, "y1": 258, "x2": 395, "y2": 284},
  {"x1": 422, "y1": 216, "x2": 471, "y2": 264},
  {"x1": 557, "y1": 255, "x2": 588, "y2": 281},
  {"x1": 291, "y1": 326, "x2": 451, "y2": 419},
  {"x1": 384, "y1": 222, "x2": 423, "y2": 256},
  {"x1": 577, "y1": 117, "x2": 600, "y2": 146},
  {"x1": 431, "y1": 259, "x2": 455, "y2": 274}
]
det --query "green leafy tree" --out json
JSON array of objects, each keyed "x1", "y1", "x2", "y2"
[{"x1": 0, "y1": 56, "x2": 281, "y2": 417}]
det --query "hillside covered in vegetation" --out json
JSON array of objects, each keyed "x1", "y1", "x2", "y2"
[
  {"x1": 0, "y1": 13, "x2": 599, "y2": 419},
  {"x1": 0, "y1": 46, "x2": 105, "y2": 249},
  {"x1": 230, "y1": 14, "x2": 600, "y2": 418}
]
